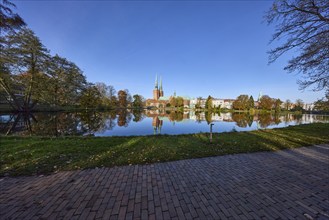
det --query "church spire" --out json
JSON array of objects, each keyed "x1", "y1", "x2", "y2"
[
  {"x1": 258, "y1": 91, "x2": 263, "y2": 101},
  {"x1": 160, "y1": 76, "x2": 162, "y2": 91},
  {"x1": 155, "y1": 74, "x2": 158, "y2": 89}
]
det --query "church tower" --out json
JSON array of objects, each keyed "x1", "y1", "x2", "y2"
[
  {"x1": 258, "y1": 91, "x2": 263, "y2": 101},
  {"x1": 159, "y1": 76, "x2": 164, "y2": 97},
  {"x1": 153, "y1": 74, "x2": 160, "y2": 100}
]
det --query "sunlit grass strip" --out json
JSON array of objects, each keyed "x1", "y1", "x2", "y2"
[{"x1": 1, "y1": 123, "x2": 328, "y2": 176}]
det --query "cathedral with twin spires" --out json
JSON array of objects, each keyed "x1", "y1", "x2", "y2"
[
  {"x1": 146, "y1": 75, "x2": 169, "y2": 108},
  {"x1": 153, "y1": 75, "x2": 164, "y2": 100},
  {"x1": 146, "y1": 74, "x2": 191, "y2": 108}
]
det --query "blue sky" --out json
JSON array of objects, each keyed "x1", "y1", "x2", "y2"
[{"x1": 14, "y1": 0, "x2": 325, "y2": 103}]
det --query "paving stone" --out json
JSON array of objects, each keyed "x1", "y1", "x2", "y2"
[{"x1": 0, "y1": 144, "x2": 328, "y2": 220}]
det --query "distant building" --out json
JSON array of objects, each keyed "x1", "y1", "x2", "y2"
[
  {"x1": 189, "y1": 98, "x2": 234, "y2": 109},
  {"x1": 303, "y1": 103, "x2": 315, "y2": 111},
  {"x1": 146, "y1": 75, "x2": 191, "y2": 108}
]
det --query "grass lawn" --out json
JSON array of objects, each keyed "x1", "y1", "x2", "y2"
[{"x1": 1, "y1": 123, "x2": 328, "y2": 176}]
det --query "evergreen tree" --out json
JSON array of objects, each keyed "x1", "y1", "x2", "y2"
[
  {"x1": 205, "y1": 95, "x2": 213, "y2": 110},
  {"x1": 0, "y1": 0, "x2": 26, "y2": 32},
  {"x1": 248, "y1": 95, "x2": 255, "y2": 109}
]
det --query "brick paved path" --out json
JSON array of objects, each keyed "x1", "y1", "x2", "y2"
[{"x1": 1, "y1": 144, "x2": 328, "y2": 220}]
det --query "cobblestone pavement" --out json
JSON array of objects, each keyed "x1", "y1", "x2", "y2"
[{"x1": 1, "y1": 144, "x2": 328, "y2": 220}]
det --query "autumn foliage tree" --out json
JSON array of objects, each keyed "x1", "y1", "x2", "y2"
[
  {"x1": 118, "y1": 90, "x2": 128, "y2": 108},
  {"x1": 232, "y1": 95, "x2": 249, "y2": 110},
  {"x1": 132, "y1": 94, "x2": 145, "y2": 109},
  {"x1": 169, "y1": 96, "x2": 184, "y2": 108},
  {"x1": 80, "y1": 84, "x2": 102, "y2": 109},
  {"x1": 274, "y1": 99, "x2": 283, "y2": 112},
  {"x1": 259, "y1": 95, "x2": 274, "y2": 111}
]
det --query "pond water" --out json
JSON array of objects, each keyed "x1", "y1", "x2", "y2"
[{"x1": 0, "y1": 110, "x2": 328, "y2": 136}]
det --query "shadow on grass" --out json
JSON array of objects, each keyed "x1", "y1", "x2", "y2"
[{"x1": 1, "y1": 123, "x2": 329, "y2": 176}]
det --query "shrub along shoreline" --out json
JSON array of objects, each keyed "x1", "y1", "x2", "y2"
[{"x1": 1, "y1": 123, "x2": 328, "y2": 177}]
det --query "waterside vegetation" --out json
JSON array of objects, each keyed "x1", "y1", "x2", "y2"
[{"x1": 1, "y1": 123, "x2": 328, "y2": 177}]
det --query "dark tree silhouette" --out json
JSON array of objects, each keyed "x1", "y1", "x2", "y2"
[
  {"x1": 265, "y1": 0, "x2": 329, "y2": 91},
  {"x1": 0, "y1": 0, "x2": 26, "y2": 32}
]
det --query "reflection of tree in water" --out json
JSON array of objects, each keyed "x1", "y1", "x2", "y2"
[
  {"x1": 168, "y1": 111, "x2": 183, "y2": 122},
  {"x1": 0, "y1": 113, "x2": 86, "y2": 136},
  {"x1": 258, "y1": 114, "x2": 273, "y2": 128},
  {"x1": 205, "y1": 111, "x2": 213, "y2": 125},
  {"x1": 31, "y1": 113, "x2": 82, "y2": 136},
  {"x1": 0, "y1": 113, "x2": 36, "y2": 135},
  {"x1": 0, "y1": 111, "x2": 120, "y2": 136},
  {"x1": 195, "y1": 111, "x2": 202, "y2": 124},
  {"x1": 274, "y1": 113, "x2": 281, "y2": 125},
  {"x1": 232, "y1": 113, "x2": 249, "y2": 128},
  {"x1": 231, "y1": 113, "x2": 255, "y2": 128},
  {"x1": 104, "y1": 111, "x2": 117, "y2": 131},
  {"x1": 292, "y1": 114, "x2": 303, "y2": 125},
  {"x1": 132, "y1": 110, "x2": 144, "y2": 122},
  {"x1": 248, "y1": 114, "x2": 254, "y2": 127},
  {"x1": 77, "y1": 111, "x2": 108, "y2": 135},
  {"x1": 78, "y1": 111, "x2": 120, "y2": 134},
  {"x1": 117, "y1": 110, "x2": 132, "y2": 127},
  {"x1": 283, "y1": 113, "x2": 291, "y2": 125}
]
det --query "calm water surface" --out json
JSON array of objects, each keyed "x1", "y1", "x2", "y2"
[{"x1": 0, "y1": 110, "x2": 328, "y2": 136}]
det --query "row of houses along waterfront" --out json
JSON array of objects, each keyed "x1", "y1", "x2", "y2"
[{"x1": 146, "y1": 76, "x2": 315, "y2": 110}]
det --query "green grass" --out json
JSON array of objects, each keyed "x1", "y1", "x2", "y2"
[{"x1": 1, "y1": 123, "x2": 328, "y2": 176}]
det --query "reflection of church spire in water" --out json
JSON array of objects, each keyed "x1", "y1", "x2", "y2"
[{"x1": 159, "y1": 120, "x2": 162, "y2": 134}]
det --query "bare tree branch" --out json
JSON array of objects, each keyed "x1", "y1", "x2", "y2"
[{"x1": 266, "y1": 0, "x2": 329, "y2": 92}]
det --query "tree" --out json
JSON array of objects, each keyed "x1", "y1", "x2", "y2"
[
  {"x1": 132, "y1": 94, "x2": 145, "y2": 109},
  {"x1": 118, "y1": 90, "x2": 129, "y2": 108},
  {"x1": 259, "y1": 95, "x2": 274, "y2": 110},
  {"x1": 265, "y1": 0, "x2": 329, "y2": 91},
  {"x1": 314, "y1": 90, "x2": 329, "y2": 111},
  {"x1": 205, "y1": 95, "x2": 213, "y2": 110},
  {"x1": 95, "y1": 84, "x2": 117, "y2": 107},
  {"x1": 232, "y1": 94, "x2": 249, "y2": 110},
  {"x1": 284, "y1": 99, "x2": 292, "y2": 110},
  {"x1": 47, "y1": 55, "x2": 86, "y2": 106},
  {"x1": 107, "y1": 85, "x2": 117, "y2": 107},
  {"x1": 0, "y1": 0, "x2": 25, "y2": 32},
  {"x1": 248, "y1": 95, "x2": 255, "y2": 109},
  {"x1": 79, "y1": 84, "x2": 102, "y2": 109},
  {"x1": 176, "y1": 97, "x2": 184, "y2": 107},
  {"x1": 95, "y1": 82, "x2": 116, "y2": 107},
  {"x1": 0, "y1": 28, "x2": 50, "y2": 111},
  {"x1": 274, "y1": 99, "x2": 283, "y2": 112},
  {"x1": 293, "y1": 98, "x2": 304, "y2": 111},
  {"x1": 125, "y1": 89, "x2": 132, "y2": 104},
  {"x1": 232, "y1": 113, "x2": 249, "y2": 128},
  {"x1": 169, "y1": 96, "x2": 184, "y2": 108},
  {"x1": 195, "y1": 97, "x2": 202, "y2": 109},
  {"x1": 169, "y1": 97, "x2": 177, "y2": 107}
]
